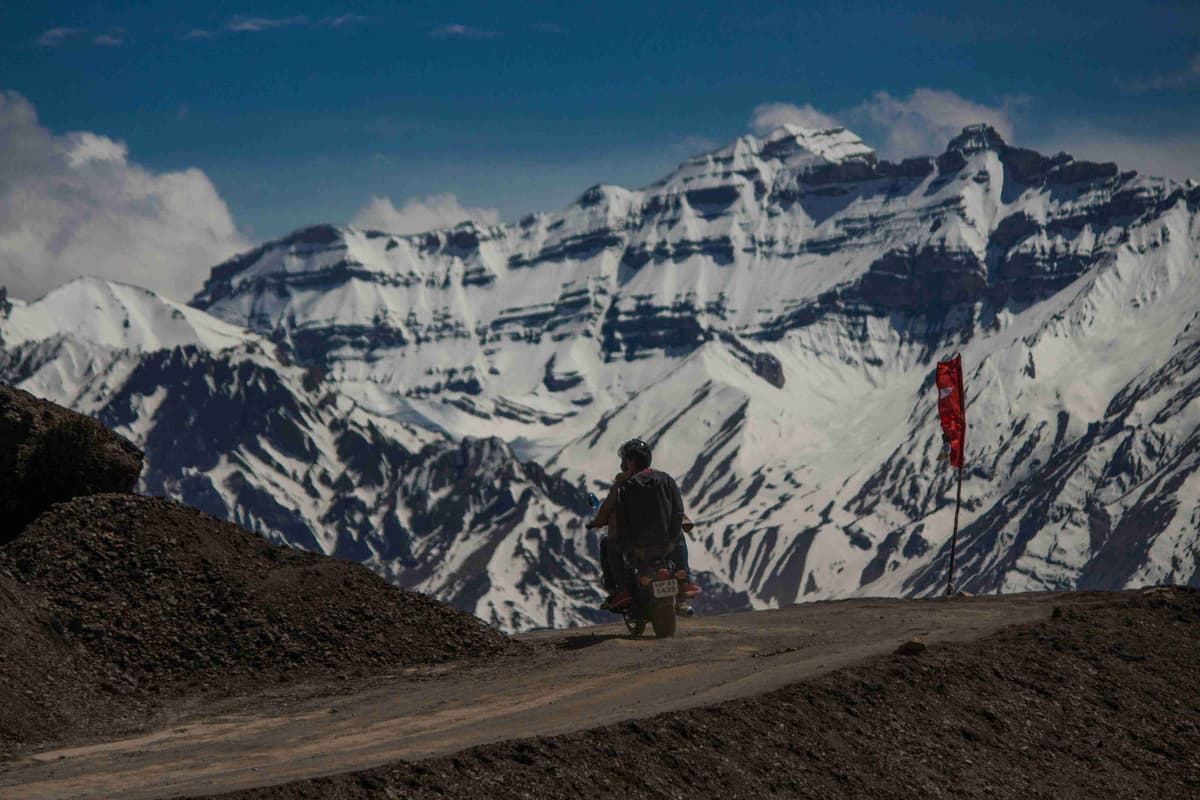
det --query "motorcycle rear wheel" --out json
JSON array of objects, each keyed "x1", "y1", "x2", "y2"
[{"x1": 651, "y1": 601, "x2": 676, "y2": 638}]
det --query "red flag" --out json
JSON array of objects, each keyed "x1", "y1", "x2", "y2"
[{"x1": 936, "y1": 355, "x2": 966, "y2": 468}]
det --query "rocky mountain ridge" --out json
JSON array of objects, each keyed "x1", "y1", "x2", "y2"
[{"x1": 2, "y1": 123, "x2": 1198, "y2": 630}]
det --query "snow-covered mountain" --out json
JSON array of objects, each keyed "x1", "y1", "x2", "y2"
[
  {"x1": 3, "y1": 123, "x2": 1198, "y2": 630},
  {"x1": 0, "y1": 279, "x2": 617, "y2": 630}
]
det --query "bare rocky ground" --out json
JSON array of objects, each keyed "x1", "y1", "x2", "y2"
[
  {"x1": 0, "y1": 494, "x2": 511, "y2": 760},
  {"x1": 198, "y1": 587, "x2": 1200, "y2": 800},
  {"x1": 3, "y1": 589, "x2": 1197, "y2": 800}
]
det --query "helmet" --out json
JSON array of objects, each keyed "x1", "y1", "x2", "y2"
[{"x1": 618, "y1": 438, "x2": 652, "y2": 469}]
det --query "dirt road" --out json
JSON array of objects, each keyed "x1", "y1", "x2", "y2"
[{"x1": 0, "y1": 593, "x2": 1070, "y2": 800}]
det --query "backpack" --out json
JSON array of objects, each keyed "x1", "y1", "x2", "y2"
[{"x1": 617, "y1": 469, "x2": 683, "y2": 549}]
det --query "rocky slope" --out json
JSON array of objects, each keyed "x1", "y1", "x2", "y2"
[
  {"x1": 2, "y1": 123, "x2": 1198, "y2": 630},
  {"x1": 0, "y1": 493, "x2": 511, "y2": 757}
]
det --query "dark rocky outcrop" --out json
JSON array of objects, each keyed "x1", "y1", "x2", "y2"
[
  {"x1": 860, "y1": 530, "x2": 904, "y2": 586},
  {"x1": 797, "y1": 158, "x2": 880, "y2": 186},
  {"x1": 0, "y1": 384, "x2": 143, "y2": 545},
  {"x1": 508, "y1": 230, "x2": 625, "y2": 268},
  {"x1": 285, "y1": 224, "x2": 343, "y2": 246},
  {"x1": 600, "y1": 300, "x2": 713, "y2": 361},
  {"x1": 934, "y1": 124, "x2": 1119, "y2": 188},
  {"x1": 718, "y1": 332, "x2": 785, "y2": 388},
  {"x1": 990, "y1": 212, "x2": 1041, "y2": 251},
  {"x1": 878, "y1": 156, "x2": 936, "y2": 179},
  {"x1": 543, "y1": 355, "x2": 584, "y2": 392},
  {"x1": 856, "y1": 246, "x2": 989, "y2": 310}
]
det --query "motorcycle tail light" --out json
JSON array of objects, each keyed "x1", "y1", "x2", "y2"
[
  {"x1": 656, "y1": 568, "x2": 670, "y2": 581},
  {"x1": 675, "y1": 569, "x2": 687, "y2": 580}
]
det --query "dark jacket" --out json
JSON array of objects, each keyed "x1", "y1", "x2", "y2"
[
  {"x1": 588, "y1": 469, "x2": 694, "y2": 545},
  {"x1": 616, "y1": 468, "x2": 685, "y2": 549}
]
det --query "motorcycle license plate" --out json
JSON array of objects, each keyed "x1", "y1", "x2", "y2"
[{"x1": 652, "y1": 579, "x2": 677, "y2": 599}]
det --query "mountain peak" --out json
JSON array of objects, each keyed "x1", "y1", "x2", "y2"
[
  {"x1": 282, "y1": 224, "x2": 348, "y2": 247},
  {"x1": 756, "y1": 124, "x2": 876, "y2": 165},
  {"x1": 674, "y1": 125, "x2": 877, "y2": 190},
  {"x1": 3, "y1": 274, "x2": 252, "y2": 352},
  {"x1": 945, "y1": 123, "x2": 1008, "y2": 154}
]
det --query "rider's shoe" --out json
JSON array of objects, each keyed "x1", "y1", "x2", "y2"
[
  {"x1": 602, "y1": 590, "x2": 632, "y2": 610},
  {"x1": 674, "y1": 569, "x2": 700, "y2": 598}
]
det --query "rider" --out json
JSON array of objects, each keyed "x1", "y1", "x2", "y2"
[{"x1": 588, "y1": 438, "x2": 699, "y2": 610}]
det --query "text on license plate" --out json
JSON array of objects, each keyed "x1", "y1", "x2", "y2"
[{"x1": 652, "y1": 579, "x2": 677, "y2": 598}]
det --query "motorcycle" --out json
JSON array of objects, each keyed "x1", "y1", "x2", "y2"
[{"x1": 588, "y1": 492, "x2": 697, "y2": 639}]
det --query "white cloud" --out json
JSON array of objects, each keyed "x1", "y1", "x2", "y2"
[
  {"x1": 64, "y1": 131, "x2": 128, "y2": 166},
  {"x1": 429, "y1": 24, "x2": 501, "y2": 39},
  {"x1": 92, "y1": 29, "x2": 125, "y2": 47},
  {"x1": 1117, "y1": 52, "x2": 1200, "y2": 93},
  {"x1": 0, "y1": 90, "x2": 250, "y2": 302},
  {"x1": 227, "y1": 16, "x2": 308, "y2": 32},
  {"x1": 323, "y1": 14, "x2": 368, "y2": 27},
  {"x1": 749, "y1": 102, "x2": 839, "y2": 135},
  {"x1": 36, "y1": 27, "x2": 86, "y2": 47},
  {"x1": 748, "y1": 89, "x2": 1021, "y2": 160},
  {"x1": 184, "y1": 28, "x2": 212, "y2": 39},
  {"x1": 845, "y1": 89, "x2": 1019, "y2": 160},
  {"x1": 351, "y1": 194, "x2": 501, "y2": 235}
]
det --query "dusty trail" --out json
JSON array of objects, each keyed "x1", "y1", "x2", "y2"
[{"x1": 0, "y1": 594, "x2": 1067, "y2": 800}]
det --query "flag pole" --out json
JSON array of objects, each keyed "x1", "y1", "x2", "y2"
[{"x1": 946, "y1": 464, "x2": 962, "y2": 597}]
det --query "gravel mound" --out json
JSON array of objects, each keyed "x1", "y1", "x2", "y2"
[
  {"x1": 0, "y1": 384, "x2": 143, "y2": 545},
  {"x1": 210, "y1": 588, "x2": 1200, "y2": 800},
  {"x1": 0, "y1": 493, "x2": 508, "y2": 756}
]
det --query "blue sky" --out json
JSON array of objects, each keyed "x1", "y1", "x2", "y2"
[{"x1": 1, "y1": 1, "x2": 1198, "y2": 298}]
